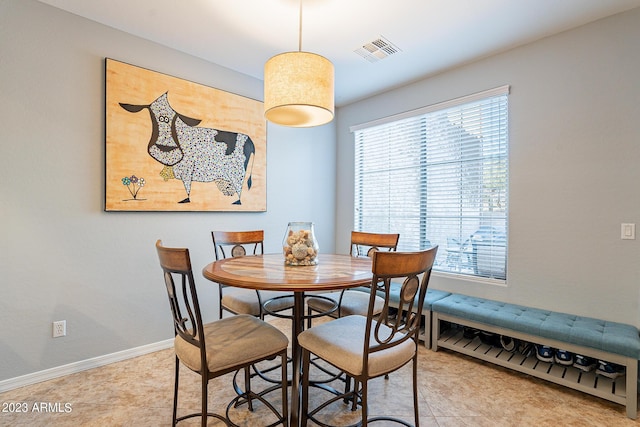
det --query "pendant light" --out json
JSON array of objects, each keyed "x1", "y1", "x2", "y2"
[{"x1": 264, "y1": 0, "x2": 334, "y2": 127}]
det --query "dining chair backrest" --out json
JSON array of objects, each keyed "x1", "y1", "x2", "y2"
[
  {"x1": 365, "y1": 247, "x2": 438, "y2": 360},
  {"x1": 212, "y1": 230, "x2": 264, "y2": 260},
  {"x1": 155, "y1": 240, "x2": 206, "y2": 360},
  {"x1": 304, "y1": 231, "x2": 398, "y2": 325},
  {"x1": 299, "y1": 246, "x2": 439, "y2": 426},
  {"x1": 211, "y1": 230, "x2": 273, "y2": 319},
  {"x1": 307, "y1": 230, "x2": 399, "y2": 320},
  {"x1": 350, "y1": 231, "x2": 399, "y2": 258}
]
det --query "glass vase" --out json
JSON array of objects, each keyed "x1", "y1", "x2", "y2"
[{"x1": 283, "y1": 222, "x2": 319, "y2": 266}]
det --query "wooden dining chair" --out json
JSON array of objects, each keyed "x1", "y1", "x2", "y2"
[
  {"x1": 212, "y1": 230, "x2": 294, "y2": 320},
  {"x1": 155, "y1": 240, "x2": 289, "y2": 427},
  {"x1": 298, "y1": 246, "x2": 438, "y2": 427},
  {"x1": 305, "y1": 231, "x2": 399, "y2": 325}
]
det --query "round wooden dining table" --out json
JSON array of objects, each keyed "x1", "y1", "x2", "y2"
[{"x1": 202, "y1": 253, "x2": 373, "y2": 427}]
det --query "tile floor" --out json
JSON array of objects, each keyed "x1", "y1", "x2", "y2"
[{"x1": 1, "y1": 316, "x2": 639, "y2": 426}]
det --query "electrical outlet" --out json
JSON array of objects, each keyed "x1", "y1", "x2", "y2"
[
  {"x1": 53, "y1": 320, "x2": 66, "y2": 338},
  {"x1": 621, "y1": 223, "x2": 636, "y2": 240}
]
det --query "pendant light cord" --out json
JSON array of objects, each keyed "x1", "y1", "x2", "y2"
[{"x1": 298, "y1": 0, "x2": 303, "y2": 52}]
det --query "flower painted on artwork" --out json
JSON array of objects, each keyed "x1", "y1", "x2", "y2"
[{"x1": 122, "y1": 174, "x2": 145, "y2": 200}]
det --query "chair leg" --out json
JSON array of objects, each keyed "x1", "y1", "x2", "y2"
[
  {"x1": 281, "y1": 352, "x2": 289, "y2": 427},
  {"x1": 173, "y1": 357, "x2": 180, "y2": 427},
  {"x1": 343, "y1": 375, "x2": 352, "y2": 405},
  {"x1": 413, "y1": 355, "x2": 419, "y2": 426},
  {"x1": 301, "y1": 349, "x2": 311, "y2": 427},
  {"x1": 361, "y1": 379, "x2": 368, "y2": 427},
  {"x1": 201, "y1": 374, "x2": 208, "y2": 427},
  {"x1": 244, "y1": 366, "x2": 254, "y2": 411},
  {"x1": 350, "y1": 379, "x2": 358, "y2": 411}
]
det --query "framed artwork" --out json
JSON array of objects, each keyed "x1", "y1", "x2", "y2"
[{"x1": 105, "y1": 58, "x2": 266, "y2": 211}]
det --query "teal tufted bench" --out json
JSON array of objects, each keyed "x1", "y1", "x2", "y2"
[{"x1": 431, "y1": 293, "x2": 640, "y2": 419}]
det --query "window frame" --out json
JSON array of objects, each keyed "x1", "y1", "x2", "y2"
[{"x1": 351, "y1": 86, "x2": 510, "y2": 284}]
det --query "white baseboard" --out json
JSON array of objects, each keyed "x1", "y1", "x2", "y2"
[{"x1": 0, "y1": 339, "x2": 174, "y2": 393}]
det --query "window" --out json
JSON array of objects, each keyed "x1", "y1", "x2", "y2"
[{"x1": 352, "y1": 86, "x2": 509, "y2": 281}]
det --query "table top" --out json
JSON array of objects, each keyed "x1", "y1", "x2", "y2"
[{"x1": 202, "y1": 253, "x2": 373, "y2": 292}]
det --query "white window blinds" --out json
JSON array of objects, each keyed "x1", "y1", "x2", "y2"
[{"x1": 353, "y1": 86, "x2": 509, "y2": 280}]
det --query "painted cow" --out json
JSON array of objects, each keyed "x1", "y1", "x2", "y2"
[{"x1": 120, "y1": 93, "x2": 255, "y2": 205}]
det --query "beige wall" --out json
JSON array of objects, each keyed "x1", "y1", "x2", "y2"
[
  {"x1": 336, "y1": 7, "x2": 640, "y2": 324},
  {"x1": 0, "y1": 0, "x2": 337, "y2": 382}
]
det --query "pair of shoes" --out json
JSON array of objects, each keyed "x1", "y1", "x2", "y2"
[
  {"x1": 463, "y1": 327, "x2": 479, "y2": 340},
  {"x1": 573, "y1": 354, "x2": 597, "y2": 372},
  {"x1": 554, "y1": 349, "x2": 574, "y2": 365},
  {"x1": 479, "y1": 331, "x2": 501, "y2": 347},
  {"x1": 596, "y1": 360, "x2": 625, "y2": 379},
  {"x1": 499, "y1": 335, "x2": 519, "y2": 352},
  {"x1": 535, "y1": 345, "x2": 554, "y2": 363},
  {"x1": 535, "y1": 346, "x2": 574, "y2": 365},
  {"x1": 518, "y1": 341, "x2": 535, "y2": 357}
]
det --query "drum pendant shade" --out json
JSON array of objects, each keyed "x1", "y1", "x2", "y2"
[
  {"x1": 263, "y1": 0, "x2": 334, "y2": 128},
  {"x1": 264, "y1": 51, "x2": 334, "y2": 127}
]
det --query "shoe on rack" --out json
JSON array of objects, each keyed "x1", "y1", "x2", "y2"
[
  {"x1": 573, "y1": 354, "x2": 597, "y2": 372},
  {"x1": 463, "y1": 327, "x2": 480, "y2": 340},
  {"x1": 596, "y1": 360, "x2": 625, "y2": 379},
  {"x1": 499, "y1": 335, "x2": 519, "y2": 352},
  {"x1": 535, "y1": 345, "x2": 554, "y2": 363},
  {"x1": 554, "y1": 349, "x2": 574, "y2": 366},
  {"x1": 479, "y1": 331, "x2": 500, "y2": 347},
  {"x1": 518, "y1": 341, "x2": 535, "y2": 357}
]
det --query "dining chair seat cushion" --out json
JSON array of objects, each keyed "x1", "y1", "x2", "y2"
[
  {"x1": 222, "y1": 289, "x2": 294, "y2": 316},
  {"x1": 306, "y1": 290, "x2": 384, "y2": 317},
  {"x1": 174, "y1": 314, "x2": 289, "y2": 374},
  {"x1": 298, "y1": 315, "x2": 414, "y2": 377}
]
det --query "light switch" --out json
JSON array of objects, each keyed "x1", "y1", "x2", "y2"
[{"x1": 621, "y1": 223, "x2": 635, "y2": 240}]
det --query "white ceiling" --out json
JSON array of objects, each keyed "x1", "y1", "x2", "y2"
[{"x1": 38, "y1": 0, "x2": 640, "y2": 106}]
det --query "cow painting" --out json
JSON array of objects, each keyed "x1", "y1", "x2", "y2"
[{"x1": 120, "y1": 93, "x2": 255, "y2": 205}]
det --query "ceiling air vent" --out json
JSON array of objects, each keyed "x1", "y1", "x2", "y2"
[{"x1": 354, "y1": 36, "x2": 401, "y2": 63}]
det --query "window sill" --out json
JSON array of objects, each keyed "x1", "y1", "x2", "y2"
[{"x1": 432, "y1": 270, "x2": 507, "y2": 287}]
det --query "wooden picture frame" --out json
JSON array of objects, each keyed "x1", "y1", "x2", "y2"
[{"x1": 105, "y1": 58, "x2": 266, "y2": 211}]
